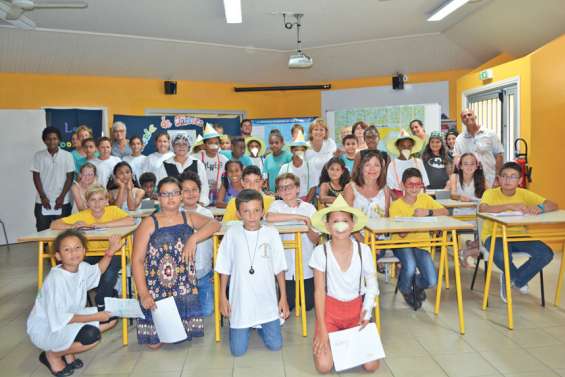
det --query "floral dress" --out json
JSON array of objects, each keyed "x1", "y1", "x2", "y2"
[{"x1": 137, "y1": 212, "x2": 204, "y2": 344}]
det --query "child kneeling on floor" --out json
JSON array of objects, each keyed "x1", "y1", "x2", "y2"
[
  {"x1": 27, "y1": 230, "x2": 120, "y2": 377},
  {"x1": 215, "y1": 189, "x2": 290, "y2": 357},
  {"x1": 309, "y1": 195, "x2": 380, "y2": 374}
]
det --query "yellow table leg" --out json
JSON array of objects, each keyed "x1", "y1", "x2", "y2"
[
  {"x1": 482, "y1": 223, "x2": 498, "y2": 310},
  {"x1": 501, "y1": 225, "x2": 514, "y2": 330},
  {"x1": 295, "y1": 239, "x2": 300, "y2": 318},
  {"x1": 434, "y1": 231, "x2": 447, "y2": 314},
  {"x1": 370, "y1": 231, "x2": 380, "y2": 324},
  {"x1": 443, "y1": 247, "x2": 450, "y2": 289},
  {"x1": 375, "y1": 295, "x2": 381, "y2": 334},
  {"x1": 120, "y1": 241, "x2": 128, "y2": 346},
  {"x1": 296, "y1": 232, "x2": 307, "y2": 337},
  {"x1": 37, "y1": 242, "x2": 44, "y2": 289},
  {"x1": 554, "y1": 241, "x2": 565, "y2": 306},
  {"x1": 451, "y1": 230, "x2": 465, "y2": 335},
  {"x1": 213, "y1": 235, "x2": 221, "y2": 342}
]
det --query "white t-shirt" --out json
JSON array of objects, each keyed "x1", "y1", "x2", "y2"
[
  {"x1": 198, "y1": 151, "x2": 229, "y2": 191},
  {"x1": 27, "y1": 262, "x2": 101, "y2": 352},
  {"x1": 31, "y1": 148, "x2": 75, "y2": 204},
  {"x1": 305, "y1": 138, "x2": 337, "y2": 186},
  {"x1": 215, "y1": 224, "x2": 287, "y2": 329},
  {"x1": 386, "y1": 158, "x2": 430, "y2": 191},
  {"x1": 268, "y1": 200, "x2": 317, "y2": 280},
  {"x1": 278, "y1": 161, "x2": 316, "y2": 197},
  {"x1": 160, "y1": 156, "x2": 210, "y2": 206},
  {"x1": 144, "y1": 151, "x2": 174, "y2": 183},
  {"x1": 122, "y1": 154, "x2": 148, "y2": 182},
  {"x1": 92, "y1": 156, "x2": 121, "y2": 187},
  {"x1": 309, "y1": 241, "x2": 379, "y2": 315},
  {"x1": 182, "y1": 204, "x2": 214, "y2": 279}
]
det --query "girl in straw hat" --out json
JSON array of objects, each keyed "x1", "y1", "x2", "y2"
[{"x1": 309, "y1": 195, "x2": 380, "y2": 373}]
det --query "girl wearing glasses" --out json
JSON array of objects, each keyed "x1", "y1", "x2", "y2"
[
  {"x1": 132, "y1": 177, "x2": 220, "y2": 349},
  {"x1": 71, "y1": 162, "x2": 98, "y2": 212}
]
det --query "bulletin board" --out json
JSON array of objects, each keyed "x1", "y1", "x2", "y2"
[{"x1": 45, "y1": 108, "x2": 104, "y2": 150}]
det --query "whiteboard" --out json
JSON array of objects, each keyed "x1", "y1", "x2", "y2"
[{"x1": 0, "y1": 110, "x2": 46, "y2": 243}]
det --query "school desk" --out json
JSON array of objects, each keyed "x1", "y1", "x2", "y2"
[
  {"x1": 127, "y1": 208, "x2": 155, "y2": 218},
  {"x1": 208, "y1": 206, "x2": 226, "y2": 220},
  {"x1": 478, "y1": 210, "x2": 565, "y2": 330},
  {"x1": 364, "y1": 216, "x2": 474, "y2": 334},
  {"x1": 18, "y1": 225, "x2": 138, "y2": 346},
  {"x1": 212, "y1": 222, "x2": 309, "y2": 342}
]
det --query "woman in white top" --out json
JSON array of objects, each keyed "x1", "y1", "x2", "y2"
[
  {"x1": 71, "y1": 162, "x2": 97, "y2": 212},
  {"x1": 122, "y1": 136, "x2": 147, "y2": 182},
  {"x1": 109, "y1": 162, "x2": 145, "y2": 211},
  {"x1": 144, "y1": 131, "x2": 174, "y2": 183},
  {"x1": 305, "y1": 118, "x2": 337, "y2": 186}
]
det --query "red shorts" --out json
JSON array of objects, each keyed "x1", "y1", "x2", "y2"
[{"x1": 316, "y1": 295, "x2": 362, "y2": 334}]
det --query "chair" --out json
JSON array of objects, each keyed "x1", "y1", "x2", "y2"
[{"x1": 0, "y1": 218, "x2": 9, "y2": 250}]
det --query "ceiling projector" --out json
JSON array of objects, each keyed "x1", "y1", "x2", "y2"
[{"x1": 288, "y1": 52, "x2": 313, "y2": 69}]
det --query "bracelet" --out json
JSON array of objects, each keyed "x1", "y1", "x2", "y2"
[{"x1": 537, "y1": 204, "x2": 545, "y2": 213}]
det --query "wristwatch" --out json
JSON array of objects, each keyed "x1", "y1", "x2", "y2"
[{"x1": 427, "y1": 209, "x2": 433, "y2": 217}]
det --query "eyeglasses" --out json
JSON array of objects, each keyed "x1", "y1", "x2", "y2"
[
  {"x1": 158, "y1": 190, "x2": 181, "y2": 198},
  {"x1": 500, "y1": 175, "x2": 520, "y2": 181},
  {"x1": 278, "y1": 184, "x2": 296, "y2": 192},
  {"x1": 404, "y1": 183, "x2": 424, "y2": 189}
]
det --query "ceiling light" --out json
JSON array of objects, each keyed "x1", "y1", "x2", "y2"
[
  {"x1": 223, "y1": 0, "x2": 242, "y2": 23},
  {"x1": 427, "y1": 0, "x2": 470, "y2": 21}
]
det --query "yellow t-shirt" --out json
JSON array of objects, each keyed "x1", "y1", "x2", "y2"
[
  {"x1": 222, "y1": 194, "x2": 275, "y2": 222},
  {"x1": 389, "y1": 193, "x2": 444, "y2": 251},
  {"x1": 480, "y1": 187, "x2": 545, "y2": 242}
]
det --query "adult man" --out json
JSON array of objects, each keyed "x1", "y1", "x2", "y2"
[
  {"x1": 110, "y1": 121, "x2": 131, "y2": 158},
  {"x1": 240, "y1": 119, "x2": 253, "y2": 138},
  {"x1": 454, "y1": 109, "x2": 504, "y2": 187}
]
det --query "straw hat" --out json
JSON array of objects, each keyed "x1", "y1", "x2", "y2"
[
  {"x1": 245, "y1": 136, "x2": 266, "y2": 156},
  {"x1": 202, "y1": 123, "x2": 223, "y2": 141},
  {"x1": 386, "y1": 129, "x2": 424, "y2": 157},
  {"x1": 191, "y1": 134, "x2": 204, "y2": 153},
  {"x1": 289, "y1": 130, "x2": 309, "y2": 149},
  {"x1": 311, "y1": 195, "x2": 368, "y2": 234}
]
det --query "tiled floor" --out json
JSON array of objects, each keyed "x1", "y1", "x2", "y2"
[{"x1": 2, "y1": 243, "x2": 565, "y2": 377}]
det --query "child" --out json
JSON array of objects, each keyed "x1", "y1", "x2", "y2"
[
  {"x1": 389, "y1": 168, "x2": 447, "y2": 310},
  {"x1": 123, "y1": 135, "x2": 148, "y2": 182},
  {"x1": 51, "y1": 184, "x2": 135, "y2": 310},
  {"x1": 352, "y1": 121, "x2": 368, "y2": 151},
  {"x1": 278, "y1": 130, "x2": 315, "y2": 200},
  {"x1": 264, "y1": 130, "x2": 292, "y2": 193},
  {"x1": 132, "y1": 177, "x2": 220, "y2": 348},
  {"x1": 144, "y1": 131, "x2": 174, "y2": 182},
  {"x1": 340, "y1": 134, "x2": 357, "y2": 173},
  {"x1": 139, "y1": 172, "x2": 158, "y2": 200},
  {"x1": 109, "y1": 162, "x2": 145, "y2": 211},
  {"x1": 32, "y1": 127, "x2": 75, "y2": 231},
  {"x1": 71, "y1": 162, "x2": 97, "y2": 212},
  {"x1": 386, "y1": 130, "x2": 429, "y2": 199},
  {"x1": 266, "y1": 173, "x2": 320, "y2": 311},
  {"x1": 319, "y1": 157, "x2": 350, "y2": 205},
  {"x1": 179, "y1": 171, "x2": 219, "y2": 316},
  {"x1": 479, "y1": 161, "x2": 558, "y2": 302},
  {"x1": 228, "y1": 136, "x2": 253, "y2": 167},
  {"x1": 309, "y1": 195, "x2": 379, "y2": 374},
  {"x1": 216, "y1": 160, "x2": 244, "y2": 209},
  {"x1": 81, "y1": 138, "x2": 98, "y2": 164},
  {"x1": 445, "y1": 129, "x2": 458, "y2": 160},
  {"x1": 92, "y1": 137, "x2": 121, "y2": 188},
  {"x1": 246, "y1": 137, "x2": 267, "y2": 178},
  {"x1": 198, "y1": 124, "x2": 229, "y2": 205},
  {"x1": 71, "y1": 125, "x2": 96, "y2": 172},
  {"x1": 27, "y1": 230, "x2": 120, "y2": 376},
  {"x1": 421, "y1": 131, "x2": 452, "y2": 189},
  {"x1": 216, "y1": 189, "x2": 290, "y2": 357},
  {"x1": 220, "y1": 135, "x2": 232, "y2": 151},
  {"x1": 223, "y1": 165, "x2": 276, "y2": 222}
]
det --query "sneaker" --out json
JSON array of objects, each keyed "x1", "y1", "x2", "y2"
[
  {"x1": 518, "y1": 284, "x2": 529, "y2": 294},
  {"x1": 499, "y1": 273, "x2": 507, "y2": 303},
  {"x1": 401, "y1": 292, "x2": 422, "y2": 310},
  {"x1": 415, "y1": 287, "x2": 426, "y2": 302}
]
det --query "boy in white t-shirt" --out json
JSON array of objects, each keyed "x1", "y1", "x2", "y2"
[
  {"x1": 309, "y1": 195, "x2": 380, "y2": 374},
  {"x1": 215, "y1": 189, "x2": 289, "y2": 357},
  {"x1": 198, "y1": 124, "x2": 229, "y2": 205},
  {"x1": 266, "y1": 173, "x2": 320, "y2": 312},
  {"x1": 277, "y1": 130, "x2": 316, "y2": 201},
  {"x1": 92, "y1": 137, "x2": 121, "y2": 187}
]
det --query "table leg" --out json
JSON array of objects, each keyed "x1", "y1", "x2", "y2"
[
  {"x1": 37, "y1": 242, "x2": 44, "y2": 289},
  {"x1": 370, "y1": 232, "x2": 380, "y2": 323},
  {"x1": 501, "y1": 225, "x2": 514, "y2": 329},
  {"x1": 482, "y1": 223, "x2": 498, "y2": 310},
  {"x1": 451, "y1": 230, "x2": 465, "y2": 335},
  {"x1": 213, "y1": 235, "x2": 221, "y2": 342},
  {"x1": 434, "y1": 231, "x2": 447, "y2": 314},
  {"x1": 375, "y1": 295, "x2": 381, "y2": 334},
  {"x1": 443, "y1": 248, "x2": 450, "y2": 289},
  {"x1": 120, "y1": 241, "x2": 128, "y2": 346},
  {"x1": 554, "y1": 241, "x2": 565, "y2": 306},
  {"x1": 296, "y1": 232, "x2": 307, "y2": 337},
  {"x1": 295, "y1": 240, "x2": 300, "y2": 318}
]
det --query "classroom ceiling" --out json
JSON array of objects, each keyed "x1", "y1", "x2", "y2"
[{"x1": 0, "y1": 0, "x2": 564, "y2": 83}]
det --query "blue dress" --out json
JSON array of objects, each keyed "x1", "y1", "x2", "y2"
[{"x1": 137, "y1": 212, "x2": 204, "y2": 344}]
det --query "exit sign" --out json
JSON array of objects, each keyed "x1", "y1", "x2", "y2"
[{"x1": 479, "y1": 69, "x2": 493, "y2": 80}]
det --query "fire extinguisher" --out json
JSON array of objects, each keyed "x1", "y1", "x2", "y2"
[{"x1": 514, "y1": 138, "x2": 532, "y2": 188}]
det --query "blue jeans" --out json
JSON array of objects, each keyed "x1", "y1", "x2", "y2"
[
  {"x1": 229, "y1": 318, "x2": 283, "y2": 357},
  {"x1": 84, "y1": 255, "x2": 121, "y2": 307},
  {"x1": 393, "y1": 248, "x2": 437, "y2": 294},
  {"x1": 197, "y1": 272, "x2": 213, "y2": 317},
  {"x1": 485, "y1": 238, "x2": 553, "y2": 288}
]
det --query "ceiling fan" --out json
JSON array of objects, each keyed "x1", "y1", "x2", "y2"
[{"x1": 0, "y1": 0, "x2": 87, "y2": 20}]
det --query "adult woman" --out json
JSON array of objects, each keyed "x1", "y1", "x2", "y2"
[
  {"x1": 409, "y1": 119, "x2": 428, "y2": 157},
  {"x1": 352, "y1": 121, "x2": 368, "y2": 152},
  {"x1": 143, "y1": 131, "x2": 174, "y2": 182},
  {"x1": 110, "y1": 121, "x2": 131, "y2": 158},
  {"x1": 305, "y1": 118, "x2": 337, "y2": 187},
  {"x1": 421, "y1": 131, "x2": 453, "y2": 190},
  {"x1": 71, "y1": 125, "x2": 95, "y2": 172}
]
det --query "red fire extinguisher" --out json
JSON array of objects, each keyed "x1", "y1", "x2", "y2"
[{"x1": 514, "y1": 138, "x2": 532, "y2": 188}]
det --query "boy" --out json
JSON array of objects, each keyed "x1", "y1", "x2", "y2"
[
  {"x1": 216, "y1": 189, "x2": 289, "y2": 357},
  {"x1": 266, "y1": 173, "x2": 320, "y2": 311},
  {"x1": 479, "y1": 162, "x2": 558, "y2": 302},
  {"x1": 246, "y1": 137, "x2": 266, "y2": 177},
  {"x1": 220, "y1": 135, "x2": 231, "y2": 152},
  {"x1": 92, "y1": 137, "x2": 121, "y2": 187},
  {"x1": 81, "y1": 138, "x2": 98, "y2": 163},
  {"x1": 228, "y1": 136, "x2": 253, "y2": 167},
  {"x1": 139, "y1": 172, "x2": 158, "y2": 200},
  {"x1": 389, "y1": 168, "x2": 447, "y2": 310},
  {"x1": 223, "y1": 165, "x2": 275, "y2": 221},
  {"x1": 198, "y1": 124, "x2": 229, "y2": 204},
  {"x1": 278, "y1": 131, "x2": 315, "y2": 200},
  {"x1": 340, "y1": 134, "x2": 357, "y2": 173},
  {"x1": 32, "y1": 127, "x2": 75, "y2": 231},
  {"x1": 179, "y1": 171, "x2": 215, "y2": 316}
]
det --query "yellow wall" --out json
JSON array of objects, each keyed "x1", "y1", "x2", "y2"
[{"x1": 0, "y1": 69, "x2": 467, "y2": 133}]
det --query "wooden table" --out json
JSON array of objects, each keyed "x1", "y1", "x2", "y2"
[
  {"x1": 478, "y1": 210, "x2": 565, "y2": 329},
  {"x1": 17, "y1": 225, "x2": 138, "y2": 346},
  {"x1": 364, "y1": 216, "x2": 474, "y2": 334},
  {"x1": 127, "y1": 208, "x2": 155, "y2": 218},
  {"x1": 212, "y1": 222, "x2": 309, "y2": 342},
  {"x1": 437, "y1": 199, "x2": 478, "y2": 222}
]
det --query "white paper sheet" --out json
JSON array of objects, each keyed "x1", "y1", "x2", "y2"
[
  {"x1": 152, "y1": 296, "x2": 187, "y2": 343},
  {"x1": 328, "y1": 323, "x2": 385, "y2": 372},
  {"x1": 490, "y1": 211, "x2": 524, "y2": 217},
  {"x1": 41, "y1": 203, "x2": 62, "y2": 216},
  {"x1": 104, "y1": 297, "x2": 145, "y2": 319},
  {"x1": 393, "y1": 217, "x2": 437, "y2": 223}
]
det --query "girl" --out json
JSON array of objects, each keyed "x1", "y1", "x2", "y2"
[
  {"x1": 199, "y1": 124, "x2": 229, "y2": 205},
  {"x1": 352, "y1": 121, "x2": 368, "y2": 152},
  {"x1": 216, "y1": 160, "x2": 244, "y2": 208},
  {"x1": 27, "y1": 230, "x2": 120, "y2": 377},
  {"x1": 71, "y1": 125, "x2": 95, "y2": 172},
  {"x1": 92, "y1": 137, "x2": 121, "y2": 188},
  {"x1": 309, "y1": 195, "x2": 379, "y2": 374},
  {"x1": 305, "y1": 118, "x2": 337, "y2": 189},
  {"x1": 220, "y1": 135, "x2": 232, "y2": 151},
  {"x1": 264, "y1": 129, "x2": 292, "y2": 193},
  {"x1": 291, "y1": 123, "x2": 304, "y2": 139},
  {"x1": 132, "y1": 177, "x2": 220, "y2": 349},
  {"x1": 409, "y1": 119, "x2": 428, "y2": 157},
  {"x1": 319, "y1": 157, "x2": 350, "y2": 205},
  {"x1": 445, "y1": 129, "x2": 458, "y2": 160},
  {"x1": 246, "y1": 136, "x2": 266, "y2": 176},
  {"x1": 355, "y1": 126, "x2": 389, "y2": 170},
  {"x1": 109, "y1": 162, "x2": 145, "y2": 211},
  {"x1": 123, "y1": 135, "x2": 147, "y2": 182},
  {"x1": 421, "y1": 131, "x2": 452, "y2": 190},
  {"x1": 71, "y1": 163, "x2": 97, "y2": 212},
  {"x1": 81, "y1": 138, "x2": 98, "y2": 164},
  {"x1": 144, "y1": 131, "x2": 174, "y2": 182}
]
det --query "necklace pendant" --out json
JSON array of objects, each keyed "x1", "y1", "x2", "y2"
[{"x1": 249, "y1": 267, "x2": 255, "y2": 275}]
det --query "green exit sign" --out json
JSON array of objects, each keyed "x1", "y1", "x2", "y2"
[{"x1": 479, "y1": 69, "x2": 493, "y2": 80}]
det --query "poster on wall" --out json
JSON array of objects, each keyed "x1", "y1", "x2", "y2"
[
  {"x1": 251, "y1": 117, "x2": 317, "y2": 143},
  {"x1": 45, "y1": 108, "x2": 103, "y2": 150}
]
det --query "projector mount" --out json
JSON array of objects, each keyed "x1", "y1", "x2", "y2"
[{"x1": 283, "y1": 13, "x2": 304, "y2": 54}]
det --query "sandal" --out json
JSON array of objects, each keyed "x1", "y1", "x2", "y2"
[
  {"x1": 64, "y1": 356, "x2": 84, "y2": 370},
  {"x1": 39, "y1": 352, "x2": 74, "y2": 377}
]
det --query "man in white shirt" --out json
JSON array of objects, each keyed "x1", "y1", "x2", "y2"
[
  {"x1": 31, "y1": 127, "x2": 75, "y2": 231},
  {"x1": 454, "y1": 109, "x2": 504, "y2": 187}
]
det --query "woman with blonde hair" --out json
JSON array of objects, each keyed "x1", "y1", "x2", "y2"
[{"x1": 305, "y1": 118, "x2": 337, "y2": 187}]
